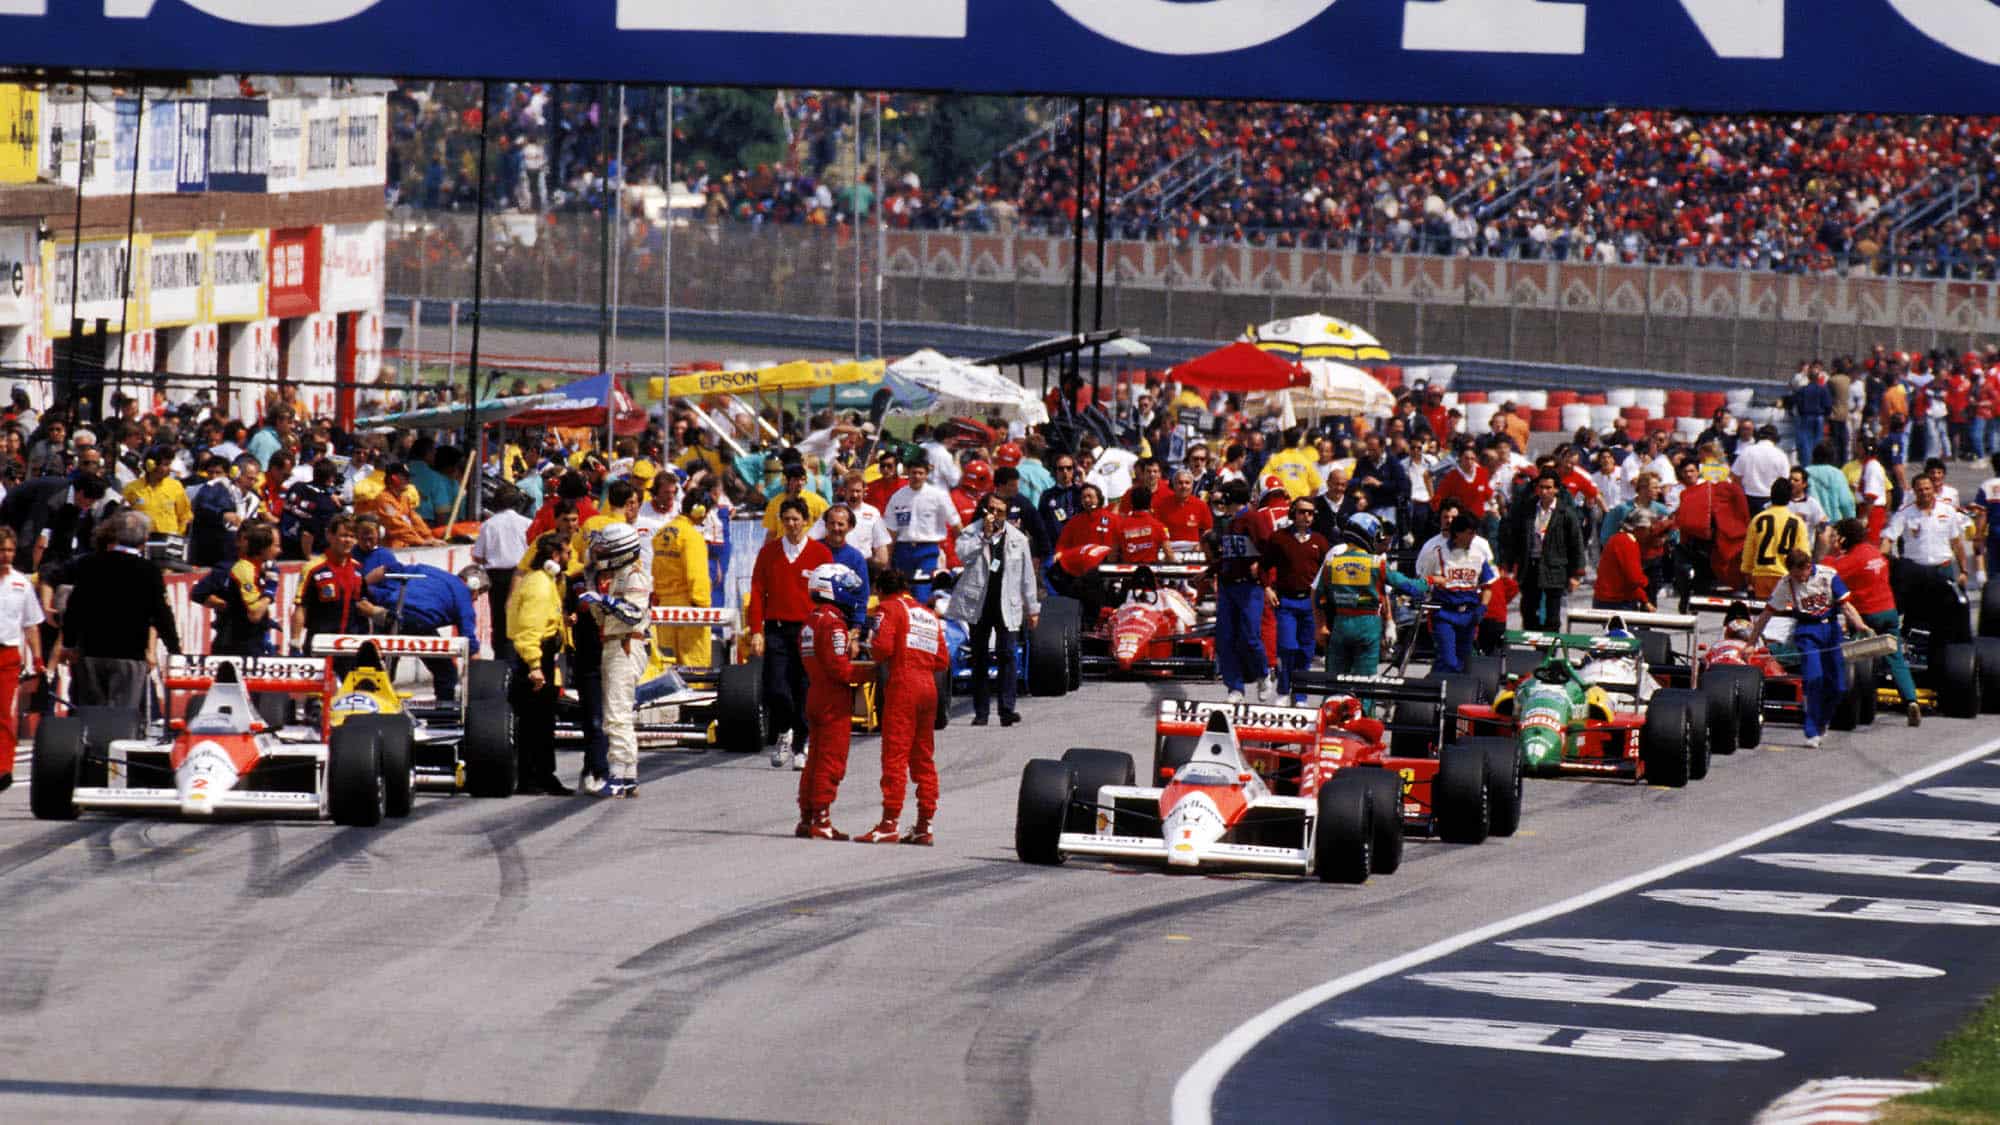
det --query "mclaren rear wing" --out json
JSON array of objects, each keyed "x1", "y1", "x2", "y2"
[
  {"x1": 164, "y1": 654, "x2": 331, "y2": 695},
  {"x1": 1155, "y1": 698, "x2": 1318, "y2": 747}
]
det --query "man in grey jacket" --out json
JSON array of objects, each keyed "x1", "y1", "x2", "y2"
[{"x1": 950, "y1": 491, "x2": 1040, "y2": 727}]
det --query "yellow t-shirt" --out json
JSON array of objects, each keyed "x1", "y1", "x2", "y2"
[
  {"x1": 1743, "y1": 505, "x2": 1808, "y2": 580},
  {"x1": 122, "y1": 476, "x2": 192, "y2": 536},
  {"x1": 763, "y1": 489, "x2": 830, "y2": 535},
  {"x1": 1262, "y1": 448, "x2": 1325, "y2": 500}
]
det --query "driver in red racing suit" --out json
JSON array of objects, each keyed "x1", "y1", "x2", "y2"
[
  {"x1": 855, "y1": 568, "x2": 944, "y2": 845},
  {"x1": 798, "y1": 564, "x2": 866, "y2": 840}
]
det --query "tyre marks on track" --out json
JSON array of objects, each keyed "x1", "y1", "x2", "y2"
[{"x1": 554, "y1": 864, "x2": 1032, "y2": 1114}]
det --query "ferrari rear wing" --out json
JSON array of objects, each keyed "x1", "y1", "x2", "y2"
[
  {"x1": 308, "y1": 634, "x2": 471, "y2": 659},
  {"x1": 164, "y1": 654, "x2": 331, "y2": 694},
  {"x1": 1288, "y1": 672, "x2": 1447, "y2": 706}
]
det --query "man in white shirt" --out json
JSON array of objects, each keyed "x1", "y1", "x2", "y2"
[
  {"x1": 472, "y1": 490, "x2": 534, "y2": 662},
  {"x1": 634, "y1": 472, "x2": 680, "y2": 539},
  {"x1": 1885, "y1": 474, "x2": 1974, "y2": 648},
  {"x1": 1731, "y1": 425, "x2": 1792, "y2": 513},
  {"x1": 884, "y1": 455, "x2": 961, "y2": 602},
  {"x1": 916, "y1": 425, "x2": 961, "y2": 490},
  {"x1": 0, "y1": 525, "x2": 44, "y2": 791},
  {"x1": 815, "y1": 471, "x2": 892, "y2": 569}
]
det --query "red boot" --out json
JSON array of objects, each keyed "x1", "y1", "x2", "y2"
[
  {"x1": 805, "y1": 808, "x2": 849, "y2": 841},
  {"x1": 852, "y1": 817, "x2": 900, "y2": 844},
  {"x1": 900, "y1": 816, "x2": 934, "y2": 847}
]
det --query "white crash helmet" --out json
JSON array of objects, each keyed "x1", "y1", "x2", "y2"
[
  {"x1": 807, "y1": 563, "x2": 862, "y2": 603},
  {"x1": 456, "y1": 564, "x2": 491, "y2": 596},
  {"x1": 590, "y1": 523, "x2": 644, "y2": 571}
]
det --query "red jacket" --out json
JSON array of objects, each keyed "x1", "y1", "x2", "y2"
[
  {"x1": 1056, "y1": 508, "x2": 1121, "y2": 555},
  {"x1": 527, "y1": 496, "x2": 598, "y2": 543},
  {"x1": 1828, "y1": 543, "x2": 1897, "y2": 616},
  {"x1": 1155, "y1": 493, "x2": 1214, "y2": 543},
  {"x1": 1116, "y1": 513, "x2": 1172, "y2": 564},
  {"x1": 871, "y1": 594, "x2": 944, "y2": 677},
  {"x1": 1594, "y1": 532, "x2": 1650, "y2": 605},
  {"x1": 802, "y1": 602, "x2": 859, "y2": 699},
  {"x1": 746, "y1": 536, "x2": 832, "y2": 631},
  {"x1": 1432, "y1": 463, "x2": 1493, "y2": 515}
]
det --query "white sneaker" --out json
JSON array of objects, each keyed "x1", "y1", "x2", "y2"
[
  {"x1": 769, "y1": 731, "x2": 793, "y2": 769},
  {"x1": 1256, "y1": 675, "x2": 1275, "y2": 703},
  {"x1": 1226, "y1": 690, "x2": 1245, "y2": 703},
  {"x1": 1803, "y1": 735, "x2": 1823, "y2": 749},
  {"x1": 579, "y1": 773, "x2": 607, "y2": 797},
  {"x1": 792, "y1": 747, "x2": 807, "y2": 772}
]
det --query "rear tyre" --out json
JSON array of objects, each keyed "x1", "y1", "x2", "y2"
[
  {"x1": 1434, "y1": 742, "x2": 1491, "y2": 845},
  {"x1": 327, "y1": 723, "x2": 386, "y2": 827},
  {"x1": 1939, "y1": 643, "x2": 1981, "y2": 718},
  {"x1": 1314, "y1": 773, "x2": 1374, "y2": 884},
  {"x1": 28, "y1": 716, "x2": 85, "y2": 821},
  {"x1": 716, "y1": 662, "x2": 766, "y2": 751},
  {"x1": 1854, "y1": 657, "x2": 1879, "y2": 726},
  {"x1": 1461, "y1": 736, "x2": 1523, "y2": 837},
  {"x1": 933, "y1": 668, "x2": 951, "y2": 731},
  {"x1": 1657, "y1": 689, "x2": 1711, "y2": 782},
  {"x1": 1151, "y1": 735, "x2": 1197, "y2": 784},
  {"x1": 1029, "y1": 610, "x2": 1071, "y2": 697},
  {"x1": 343, "y1": 716, "x2": 415, "y2": 817},
  {"x1": 1699, "y1": 673, "x2": 1740, "y2": 757},
  {"x1": 1059, "y1": 748, "x2": 1136, "y2": 834},
  {"x1": 1638, "y1": 629, "x2": 1672, "y2": 669},
  {"x1": 1706, "y1": 665, "x2": 1761, "y2": 750},
  {"x1": 1981, "y1": 578, "x2": 2000, "y2": 638},
  {"x1": 252, "y1": 692, "x2": 293, "y2": 731},
  {"x1": 1975, "y1": 639, "x2": 2000, "y2": 715},
  {"x1": 1504, "y1": 648, "x2": 1541, "y2": 682},
  {"x1": 468, "y1": 659, "x2": 510, "y2": 704},
  {"x1": 1015, "y1": 760, "x2": 1075, "y2": 865},
  {"x1": 460, "y1": 702, "x2": 516, "y2": 799},
  {"x1": 1389, "y1": 699, "x2": 1441, "y2": 759},
  {"x1": 1465, "y1": 655, "x2": 1506, "y2": 704},
  {"x1": 1360, "y1": 768, "x2": 1405, "y2": 874},
  {"x1": 1640, "y1": 691, "x2": 1693, "y2": 788}
]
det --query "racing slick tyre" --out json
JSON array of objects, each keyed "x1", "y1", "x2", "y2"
[
  {"x1": 252, "y1": 692, "x2": 293, "y2": 732},
  {"x1": 1390, "y1": 697, "x2": 1444, "y2": 760},
  {"x1": 1462, "y1": 737, "x2": 1524, "y2": 838},
  {"x1": 1640, "y1": 690, "x2": 1694, "y2": 788},
  {"x1": 468, "y1": 659, "x2": 510, "y2": 703},
  {"x1": 343, "y1": 716, "x2": 415, "y2": 818},
  {"x1": 1028, "y1": 609, "x2": 1072, "y2": 697},
  {"x1": 1314, "y1": 772, "x2": 1375, "y2": 884},
  {"x1": 460, "y1": 702, "x2": 516, "y2": 799},
  {"x1": 1981, "y1": 578, "x2": 2000, "y2": 639},
  {"x1": 1434, "y1": 742, "x2": 1491, "y2": 845},
  {"x1": 716, "y1": 662, "x2": 767, "y2": 751},
  {"x1": 1704, "y1": 665, "x2": 1761, "y2": 751},
  {"x1": 28, "y1": 716, "x2": 85, "y2": 820},
  {"x1": 1668, "y1": 690, "x2": 1713, "y2": 781},
  {"x1": 1697, "y1": 673, "x2": 1739, "y2": 757},
  {"x1": 1465, "y1": 655, "x2": 1506, "y2": 704},
  {"x1": 327, "y1": 723, "x2": 387, "y2": 828},
  {"x1": 1015, "y1": 760, "x2": 1076, "y2": 866},
  {"x1": 1939, "y1": 642, "x2": 1982, "y2": 719},
  {"x1": 1830, "y1": 667, "x2": 1862, "y2": 731},
  {"x1": 933, "y1": 668, "x2": 952, "y2": 731},
  {"x1": 1060, "y1": 748, "x2": 1136, "y2": 834},
  {"x1": 1853, "y1": 657, "x2": 1879, "y2": 725},
  {"x1": 1638, "y1": 629, "x2": 1673, "y2": 669},
  {"x1": 72, "y1": 705, "x2": 140, "y2": 789},
  {"x1": 1360, "y1": 768, "x2": 1406, "y2": 874},
  {"x1": 1152, "y1": 736, "x2": 1197, "y2": 785},
  {"x1": 1974, "y1": 639, "x2": 2000, "y2": 715}
]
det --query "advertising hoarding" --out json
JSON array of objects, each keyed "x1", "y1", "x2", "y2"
[
  {"x1": 319, "y1": 220, "x2": 381, "y2": 314},
  {"x1": 0, "y1": 84, "x2": 39, "y2": 184},
  {"x1": 266, "y1": 226, "x2": 320, "y2": 319},
  {"x1": 147, "y1": 232, "x2": 203, "y2": 327},
  {"x1": 0, "y1": 226, "x2": 34, "y2": 327},
  {"x1": 205, "y1": 96, "x2": 267, "y2": 192},
  {"x1": 207, "y1": 229, "x2": 266, "y2": 322},
  {"x1": 266, "y1": 96, "x2": 304, "y2": 193}
]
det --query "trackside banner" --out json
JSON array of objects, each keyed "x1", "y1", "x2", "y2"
[{"x1": 0, "y1": 2, "x2": 1994, "y2": 113}]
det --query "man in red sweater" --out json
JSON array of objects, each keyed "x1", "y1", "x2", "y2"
[
  {"x1": 1155, "y1": 468, "x2": 1215, "y2": 546},
  {"x1": 746, "y1": 498, "x2": 833, "y2": 769},
  {"x1": 1432, "y1": 442, "x2": 1493, "y2": 521},
  {"x1": 1261, "y1": 497, "x2": 1331, "y2": 705},
  {"x1": 856, "y1": 569, "x2": 945, "y2": 846},
  {"x1": 1116, "y1": 486, "x2": 1172, "y2": 564},
  {"x1": 1827, "y1": 517, "x2": 1921, "y2": 725},
  {"x1": 1592, "y1": 508, "x2": 1654, "y2": 612}
]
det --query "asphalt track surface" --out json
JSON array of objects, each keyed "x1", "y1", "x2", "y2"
[{"x1": 0, "y1": 637, "x2": 1993, "y2": 1124}]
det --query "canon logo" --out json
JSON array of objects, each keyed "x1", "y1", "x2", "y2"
[{"x1": 103, "y1": 0, "x2": 383, "y2": 26}]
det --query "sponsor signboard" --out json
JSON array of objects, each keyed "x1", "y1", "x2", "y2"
[
  {"x1": 318, "y1": 220, "x2": 381, "y2": 313},
  {"x1": 339, "y1": 94, "x2": 385, "y2": 189},
  {"x1": 40, "y1": 95, "x2": 117, "y2": 196},
  {"x1": 147, "y1": 232, "x2": 203, "y2": 327},
  {"x1": 175, "y1": 98, "x2": 208, "y2": 192},
  {"x1": 0, "y1": 83, "x2": 38, "y2": 184},
  {"x1": 43, "y1": 234, "x2": 142, "y2": 335},
  {"x1": 303, "y1": 96, "x2": 341, "y2": 192},
  {"x1": 205, "y1": 97, "x2": 267, "y2": 192},
  {"x1": 164, "y1": 322, "x2": 220, "y2": 377},
  {"x1": 266, "y1": 96, "x2": 304, "y2": 193},
  {"x1": 140, "y1": 97, "x2": 178, "y2": 195},
  {"x1": 0, "y1": 226, "x2": 33, "y2": 327},
  {"x1": 0, "y1": 3, "x2": 1993, "y2": 113},
  {"x1": 207, "y1": 230, "x2": 265, "y2": 322},
  {"x1": 116, "y1": 327, "x2": 156, "y2": 374},
  {"x1": 266, "y1": 226, "x2": 319, "y2": 319}
]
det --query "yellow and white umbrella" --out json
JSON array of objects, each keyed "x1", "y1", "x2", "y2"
[
  {"x1": 1284, "y1": 359, "x2": 1398, "y2": 419},
  {"x1": 1243, "y1": 313, "x2": 1392, "y2": 364}
]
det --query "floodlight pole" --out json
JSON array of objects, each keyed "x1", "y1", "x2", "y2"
[
  {"x1": 62, "y1": 82, "x2": 88, "y2": 403},
  {"x1": 852, "y1": 90, "x2": 863, "y2": 361},
  {"x1": 661, "y1": 84, "x2": 674, "y2": 452},
  {"x1": 1090, "y1": 98, "x2": 1110, "y2": 391},
  {"x1": 875, "y1": 92, "x2": 885, "y2": 359},
  {"x1": 1068, "y1": 98, "x2": 1086, "y2": 397},
  {"x1": 464, "y1": 79, "x2": 493, "y2": 520},
  {"x1": 111, "y1": 87, "x2": 144, "y2": 420}
]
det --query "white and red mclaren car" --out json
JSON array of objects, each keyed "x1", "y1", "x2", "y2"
[{"x1": 30, "y1": 655, "x2": 406, "y2": 826}]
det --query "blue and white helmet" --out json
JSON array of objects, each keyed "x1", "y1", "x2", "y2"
[
  {"x1": 590, "y1": 523, "x2": 644, "y2": 571},
  {"x1": 808, "y1": 563, "x2": 863, "y2": 603},
  {"x1": 1602, "y1": 613, "x2": 1633, "y2": 641},
  {"x1": 1345, "y1": 511, "x2": 1381, "y2": 545}
]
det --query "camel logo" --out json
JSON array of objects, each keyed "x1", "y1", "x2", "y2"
[{"x1": 103, "y1": 0, "x2": 383, "y2": 25}]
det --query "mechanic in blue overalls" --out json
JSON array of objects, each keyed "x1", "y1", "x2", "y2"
[
  {"x1": 1205, "y1": 479, "x2": 1272, "y2": 704},
  {"x1": 1417, "y1": 514, "x2": 1495, "y2": 674},
  {"x1": 1747, "y1": 547, "x2": 1876, "y2": 750},
  {"x1": 369, "y1": 563, "x2": 481, "y2": 702}
]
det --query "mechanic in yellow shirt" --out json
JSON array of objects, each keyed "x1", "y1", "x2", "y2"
[
  {"x1": 1742, "y1": 478, "x2": 1809, "y2": 598},
  {"x1": 507, "y1": 530, "x2": 571, "y2": 791},
  {"x1": 651, "y1": 484, "x2": 713, "y2": 665},
  {"x1": 762, "y1": 462, "x2": 829, "y2": 534},
  {"x1": 121, "y1": 451, "x2": 192, "y2": 536},
  {"x1": 1261, "y1": 428, "x2": 1325, "y2": 500}
]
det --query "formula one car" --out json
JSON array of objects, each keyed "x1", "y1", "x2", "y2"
[
  {"x1": 307, "y1": 634, "x2": 515, "y2": 802},
  {"x1": 1014, "y1": 685, "x2": 1516, "y2": 884},
  {"x1": 554, "y1": 605, "x2": 767, "y2": 750},
  {"x1": 1685, "y1": 596, "x2": 1897, "y2": 734},
  {"x1": 30, "y1": 655, "x2": 406, "y2": 826},
  {"x1": 1454, "y1": 626, "x2": 1712, "y2": 787},
  {"x1": 1037, "y1": 564, "x2": 1215, "y2": 684}
]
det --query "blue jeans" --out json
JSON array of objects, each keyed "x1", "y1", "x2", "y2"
[
  {"x1": 1974, "y1": 416, "x2": 1994, "y2": 458},
  {"x1": 1272, "y1": 594, "x2": 1315, "y2": 701},
  {"x1": 1796, "y1": 416, "x2": 1825, "y2": 464},
  {"x1": 1796, "y1": 619, "x2": 1846, "y2": 739},
  {"x1": 891, "y1": 541, "x2": 943, "y2": 604},
  {"x1": 575, "y1": 666, "x2": 607, "y2": 780},
  {"x1": 1432, "y1": 606, "x2": 1479, "y2": 674},
  {"x1": 1215, "y1": 582, "x2": 1268, "y2": 693}
]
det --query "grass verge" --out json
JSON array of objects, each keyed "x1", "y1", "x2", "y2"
[{"x1": 1882, "y1": 987, "x2": 2000, "y2": 1124}]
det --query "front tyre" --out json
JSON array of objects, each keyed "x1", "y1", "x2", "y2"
[
  {"x1": 328, "y1": 723, "x2": 386, "y2": 827},
  {"x1": 1314, "y1": 772, "x2": 1374, "y2": 884},
  {"x1": 28, "y1": 716, "x2": 85, "y2": 821},
  {"x1": 1015, "y1": 760, "x2": 1076, "y2": 865}
]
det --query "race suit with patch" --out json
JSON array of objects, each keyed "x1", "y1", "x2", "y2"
[
  {"x1": 870, "y1": 593, "x2": 943, "y2": 820},
  {"x1": 1418, "y1": 543, "x2": 1495, "y2": 674},
  {"x1": 650, "y1": 514, "x2": 711, "y2": 665},
  {"x1": 1316, "y1": 543, "x2": 1385, "y2": 676},
  {"x1": 799, "y1": 601, "x2": 858, "y2": 815},
  {"x1": 1767, "y1": 565, "x2": 1852, "y2": 739},
  {"x1": 584, "y1": 560, "x2": 653, "y2": 782}
]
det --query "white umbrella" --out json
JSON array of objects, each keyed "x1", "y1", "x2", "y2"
[
  {"x1": 1243, "y1": 313, "x2": 1391, "y2": 363},
  {"x1": 1283, "y1": 359, "x2": 1398, "y2": 419},
  {"x1": 885, "y1": 349, "x2": 1050, "y2": 426}
]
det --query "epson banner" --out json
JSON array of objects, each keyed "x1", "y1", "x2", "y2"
[{"x1": 0, "y1": 1, "x2": 1993, "y2": 113}]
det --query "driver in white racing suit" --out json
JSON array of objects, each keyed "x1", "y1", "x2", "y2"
[{"x1": 581, "y1": 523, "x2": 653, "y2": 798}]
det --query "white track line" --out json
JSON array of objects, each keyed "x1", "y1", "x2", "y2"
[{"x1": 1170, "y1": 741, "x2": 2000, "y2": 1125}]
